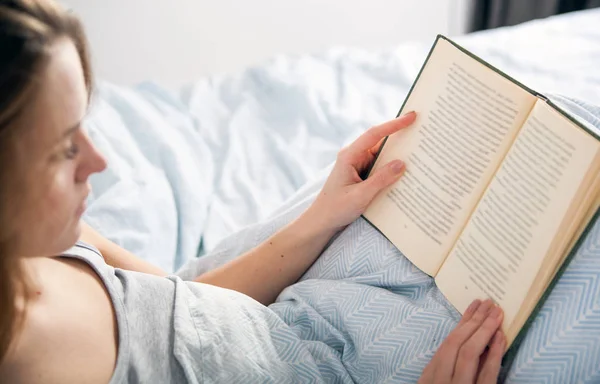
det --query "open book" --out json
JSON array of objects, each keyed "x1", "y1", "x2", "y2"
[{"x1": 363, "y1": 35, "x2": 600, "y2": 350}]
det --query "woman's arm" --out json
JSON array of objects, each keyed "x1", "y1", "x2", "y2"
[
  {"x1": 195, "y1": 111, "x2": 417, "y2": 305},
  {"x1": 195, "y1": 208, "x2": 335, "y2": 305},
  {"x1": 79, "y1": 221, "x2": 167, "y2": 276}
]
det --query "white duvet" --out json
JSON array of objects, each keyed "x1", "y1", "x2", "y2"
[{"x1": 83, "y1": 8, "x2": 600, "y2": 272}]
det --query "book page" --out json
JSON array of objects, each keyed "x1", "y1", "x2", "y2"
[
  {"x1": 363, "y1": 37, "x2": 536, "y2": 275},
  {"x1": 507, "y1": 172, "x2": 600, "y2": 345},
  {"x1": 435, "y1": 101, "x2": 600, "y2": 341}
]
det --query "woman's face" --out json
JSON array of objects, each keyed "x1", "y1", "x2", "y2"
[{"x1": 9, "y1": 38, "x2": 106, "y2": 258}]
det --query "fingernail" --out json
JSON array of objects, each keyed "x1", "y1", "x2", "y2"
[
  {"x1": 478, "y1": 299, "x2": 494, "y2": 315},
  {"x1": 466, "y1": 299, "x2": 481, "y2": 313},
  {"x1": 490, "y1": 305, "x2": 502, "y2": 319},
  {"x1": 391, "y1": 160, "x2": 405, "y2": 174},
  {"x1": 397, "y1": 111, "x2": 416, "y2": 119}
]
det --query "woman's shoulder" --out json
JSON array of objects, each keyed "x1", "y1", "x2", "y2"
[{"x1": 0, "y1": 255, "x2": 118, "y2": 383}]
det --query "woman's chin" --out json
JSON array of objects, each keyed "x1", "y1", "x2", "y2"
[{"x1": 51, "y1": 220, "x2": 83, "y2": 256}]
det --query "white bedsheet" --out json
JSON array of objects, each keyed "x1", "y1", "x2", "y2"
[{"x1": 83, "y1": 8, "x2": 600, "y2": 272}]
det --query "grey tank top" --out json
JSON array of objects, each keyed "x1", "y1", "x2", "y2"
[{"x1": 62, "y1": 242, "x2": 301, "y2": 383}]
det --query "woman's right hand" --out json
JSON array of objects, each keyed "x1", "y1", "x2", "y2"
[{"x1": 419, "y1": 299, "x2": 506, "y2": 384}]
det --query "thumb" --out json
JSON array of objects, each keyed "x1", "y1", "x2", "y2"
[{"x1": 362, "y1": 159, "x2": 405, "y2": 201}]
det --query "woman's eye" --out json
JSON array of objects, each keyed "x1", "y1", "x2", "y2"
[{"x1": 64, "y1": 143, "x2": 80, "y2": 159}]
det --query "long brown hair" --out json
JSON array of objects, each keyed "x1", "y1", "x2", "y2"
[{"x1": 0, "y1": 0, "x2": 92, "y2": 363}]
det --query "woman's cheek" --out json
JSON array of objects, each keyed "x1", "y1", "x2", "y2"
[{"x1": 44, "y1": 169, "x2": 75, "y2": 219}]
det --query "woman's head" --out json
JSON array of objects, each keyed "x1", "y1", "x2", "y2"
[{"x1": 0, "y1": 0, "x2": 106, "y2": 362}]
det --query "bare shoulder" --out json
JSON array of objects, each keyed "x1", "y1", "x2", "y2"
[{"x1": 1, "y1": 257, "x2": 118, "y2": 383}]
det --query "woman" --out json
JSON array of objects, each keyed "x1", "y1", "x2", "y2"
[{"x1": 0, "y1": 1, "x2": 505, "y2": 382}]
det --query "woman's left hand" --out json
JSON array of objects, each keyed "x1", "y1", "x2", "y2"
[
  {"x1": 195, "y1": 111, "x2": 416, "y2": 304},
  {"x1": 305, "y1": 111, "x2": 416, "y2": 232}
]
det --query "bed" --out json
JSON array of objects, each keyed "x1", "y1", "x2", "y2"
[{"x1": 83, "y1": 8, "x2": 600, "y2": 383}]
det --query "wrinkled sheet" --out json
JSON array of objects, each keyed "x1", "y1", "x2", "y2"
[{"x1": 84, "y1": 9, "x2": 600, "y2": 273}]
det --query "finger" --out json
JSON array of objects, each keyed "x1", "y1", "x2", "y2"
[
  {"x1": 429, "y1": 300, "x2": 482, "y2": 381},
  {"x1": 361, "y1": 159, "x2": 405, "y2": 201},
  {"x1": 443, "y1": 299, "x2": 494, "y2": 349},
  {"x1": 476, "y1": 348, "x2": 490, "y2": 378},
  {"x1": 476, "y1": 331, "x2": 506, "y2": 384},
  {"x1": 453, "y1": 305, "x2": 504, "y2": 383},
  {"x1": 458, "y1": 299, "x2": 483, "y2": 326},
  {"x1": 368, "y1": 137, "x2": 386, "y2": 157},
  {"x1": 348, "y1": 111, "x2": 416, "y2": 158}
]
